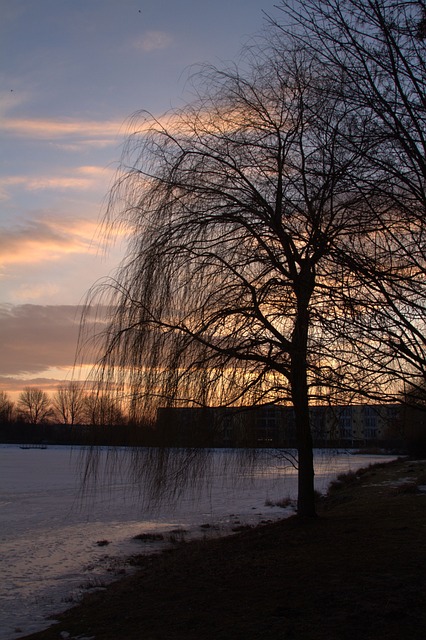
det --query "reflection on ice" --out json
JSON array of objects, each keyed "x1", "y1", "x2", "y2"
[{"x1": 0, "y1": 445, "x2": 395, "y2": 640}]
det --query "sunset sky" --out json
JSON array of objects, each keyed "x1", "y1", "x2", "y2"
[{"x1": 0, "y1": 0, "x2": 275, "y2": 399}]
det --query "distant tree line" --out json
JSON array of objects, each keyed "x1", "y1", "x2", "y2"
[
  {"x1": 0, "y1": 385, "x2": 127, "y2": 427},
  {"x1": 0, "y1": 384, "x2": 157, "y2": 447},
  {"x1": 1, "y1": 381, "x2": 425, "y2": 454}
]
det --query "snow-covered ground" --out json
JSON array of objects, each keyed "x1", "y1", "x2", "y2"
[{"x1": 0, "y1": 445, "x2": 396, "y2": 640}]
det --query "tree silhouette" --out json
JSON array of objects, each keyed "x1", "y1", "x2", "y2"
[
  {"x1": 274, "y1": 0, "x2": 426, "y2": 399},
  {"x1": 82, "y1": 2, "x2": 425, "y2": 516},
  {"x1": 0, "y1": 391, "x2": 14, "y2": 424},
  {"x1": 83, "y1": 392, "x2": 125, "y2": 427},
  {"x1": 52, "y1": 382, "x2": 85, "y2": 425},
  {"x1": 17, "y1": 387, "x2": 52, "y2": 425},
  {"x1": 83, "y1": 38, "x2": 394, "y2": 515}
]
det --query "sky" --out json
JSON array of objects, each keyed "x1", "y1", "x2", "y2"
[{"x1": 0, "y1": 0, "x2": 278, "y2": 399}]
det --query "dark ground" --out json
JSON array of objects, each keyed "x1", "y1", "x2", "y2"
[{"x1": 22, "y1": 458, "x2": 426, "y2": 640}]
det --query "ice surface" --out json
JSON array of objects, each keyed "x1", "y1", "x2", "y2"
[{"x1": 0, "y1": 445, "x2": 395, "y2": 639}]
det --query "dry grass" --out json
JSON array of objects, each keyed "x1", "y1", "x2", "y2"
[
  {"x1": 264, "y1": 496, "x2": 296, "y2": 509},
  {"x1": 22, "y1": 458, "x2": 426, "y2": 640}
]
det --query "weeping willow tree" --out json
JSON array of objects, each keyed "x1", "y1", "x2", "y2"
[
  {"x1": 83, "y1": 30, "x2": 412, "y2": 516},
  {"x1": 79, "y1": 2, "x2": 426, "y2": 519}
]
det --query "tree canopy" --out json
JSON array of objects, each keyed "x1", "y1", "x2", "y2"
[{"x1": 274, "y1": 0, "x2": 426, "y2": 392}]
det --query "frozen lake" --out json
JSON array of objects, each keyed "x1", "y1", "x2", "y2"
[{"x1": 0, "y1": 444, "x2": 396, "y2": 639}]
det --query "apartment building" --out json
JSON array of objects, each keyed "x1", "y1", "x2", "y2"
[{"x1": 156, "y1": 403, "x2": 401, "y2": 447}]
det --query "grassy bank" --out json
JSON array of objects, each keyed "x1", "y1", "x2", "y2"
[{"x1": 23, "y1": 458, "x2": 426, "y2": 640}]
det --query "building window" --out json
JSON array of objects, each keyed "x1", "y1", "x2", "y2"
[
  {"x1": 338, "y1": 407, "x2": 352, "y2": 439},
  {"x1": 363, "y1": 406, "x2": 378, "y2": 439}
]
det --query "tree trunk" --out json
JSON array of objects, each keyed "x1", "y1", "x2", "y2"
[
  {"x1": 291, "y1": 264, "x2": 317, "y2": 517},
  {"x1": 291, "y1": 354, "x2": 317, "y2": 517}
]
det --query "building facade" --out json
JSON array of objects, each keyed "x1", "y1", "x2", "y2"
[{"x1": 156, "y1": 403, "x2": 401, "y2": 447}]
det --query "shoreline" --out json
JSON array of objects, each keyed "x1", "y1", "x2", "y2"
[
  {"x1": 2, "y1": 447, "x2": 394, "y2": 640},
  {"x1": 20, "y1": 457, "x2": 426, "y2": 640}
]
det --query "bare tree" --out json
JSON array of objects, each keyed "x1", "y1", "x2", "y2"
[
  {"x1": 52, "y1": 382, "x2": 86, "y2": 425},
  {"x1": 83, "y1": 38, "x2": 393, "y2": 516},
  {"x1": 17, "y1": 387, "x2": 52, "y2": 425},
  {"x1": 80, "y1": 2, "x2": 426, "y2": 516},
  {"x1": 83, "y1": 392, "x2": 126, "y2": 427},
  {"x1": 274, "y1": 0, "x2": 426, "y2": 397},
  {"x1": 0, "y1": 391, "x2": 14, "y2": 423}
]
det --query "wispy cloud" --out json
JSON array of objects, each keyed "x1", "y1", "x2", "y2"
[
  {"x1": 0, "y1": 376, "x2": 79, "y2": 401},
  {"x1": 1, "y1": 175, "x2": 95, "y2": 192},
  {"x1": 132, "y1": 30, "x2": 173, "y2": 52},
  {"x1": 0, "y1": 111, "x2": 179, "y2": 153},
  {"x1": 0, "y1": 165, "x2": 114, "y2": 195},
  {"x1": 0, "y1": 117, "x2": 124, "y2": 141},
  {"x1": 0, "y1": 89, "x2": 124, "y2": 147},
  {"x1": 14, "y1": 283, "x2": 61, "y2": 302},
  {"x1": 0, "y1": 215, "x2": 100, "y2": 267}
]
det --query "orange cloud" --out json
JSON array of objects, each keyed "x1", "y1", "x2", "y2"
[
  {"x1": 0, "y1": 165, "x2": 115, "y2": 198},
  {"x1": 0, "y1": 216, "x2": 100, "y2": 267},
  {"x1": 0, "y1": 112, "x2": 182, "y2": 145},
  {"x1": 0, "y1": 376, "x2": 79, "y2": 402},
  {"x1": 0, "y1": 117, "x2": 124, "y2": 140},
  {"x1": 0, "y1": 209, "x2": 131, "y2": 271}
]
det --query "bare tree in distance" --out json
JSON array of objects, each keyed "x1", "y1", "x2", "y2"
[
  {"x1": 82, "y1": 34, "x2": 401, "y2": 516},
  {"x1": 274, "y1": 0, "x2": 426, "y2": 398},
  {"x1": 52, "y1": 382, "x2": 86, "y2": 425},
  {"x1": 17, "y1": 387, "x2": 52, "y2": 425},
  {"x1": 83, "y1": 392, "x2": 126, "y2": 427},
  {"x1": 0, "y1": 390, "x2": 14, "y2": 423}
]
